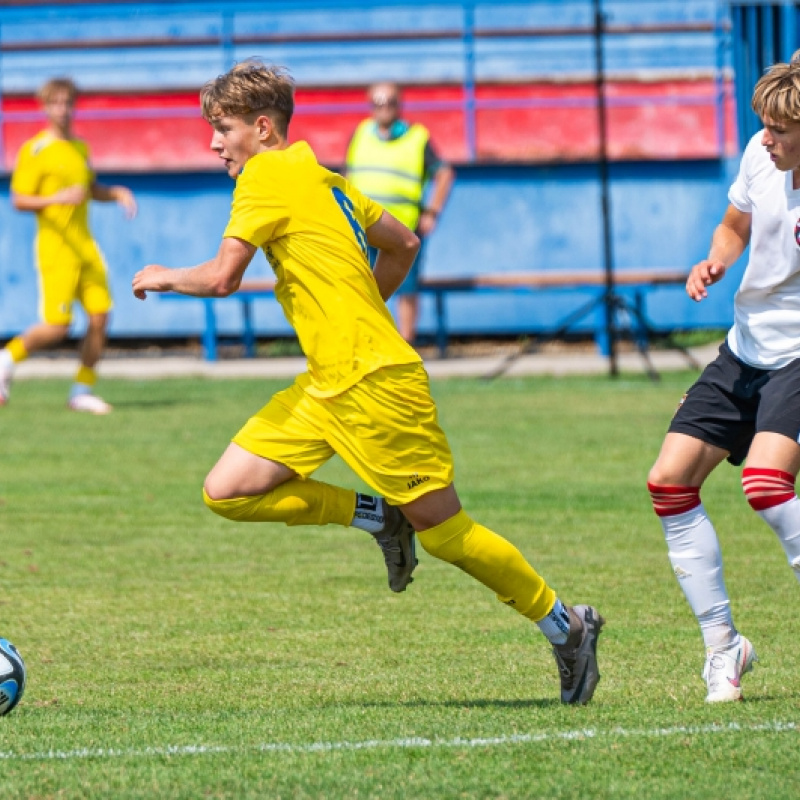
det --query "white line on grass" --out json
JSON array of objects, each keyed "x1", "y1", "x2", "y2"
[{"x1": 0, "y1": 720, "x2": 796, "y2": 762}]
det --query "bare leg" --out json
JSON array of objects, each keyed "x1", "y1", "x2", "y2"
[
  {"x1": 745, "y1": 431, "x2": 800, "y2": 474},
  {"x1": 79, "y1": 313, "x2": 109, "y2": 369},
  {"x1": 396, "y1": 294, "x2": 419, "y2": 344},
  {"x1": 204, "y1": 442, "x2": 297, "y2": 499},
  {"x1": 20, "y1": 322, "x2": 70, "y2": 354},
  {"x1": 202, "y1": 442, "x2": 356, "y2": 528},
  {"x1": 648, "y1": 431, "x2": 728, "y2": 486},
  {"x1": 398, "y1": 483, "x2": 461, "y2": 530}
]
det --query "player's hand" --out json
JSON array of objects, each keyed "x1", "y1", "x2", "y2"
[
  {"x1": 686, "y1": 259, "x2": 726, "y2": 302},
  {"x1": 132, "y1": 265, "x2": 173, "y2": 300},
  {"x1": 114, "y1": 187, "x2": 138, "y2": 219},
  {"x1": 417, "y1": 209, "x2": 438, "y2": 237},
  {"x1": 51, "y1": 185, "x2": 87, "y2": 206}
]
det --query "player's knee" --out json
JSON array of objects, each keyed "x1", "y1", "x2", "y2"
[
  {"x1": 86, "y1": 311, "x2": 109, "y2": 325},
  {"x1": 202, "y1": 486, "x2": 247, "y2": 520},
  {"x1": 647, "y1": 461, "x2": 675, "y2": 488},
  {"x1": 202, "y1": 487, "x2": 228, "y2": 517},
  {"x1": 742, "y1": 467, "x2": 796, "y2": 511}
]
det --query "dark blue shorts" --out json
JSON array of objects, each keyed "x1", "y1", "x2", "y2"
[{"x1": 668, "y1": 342, "x2": 800, "y2": 465}]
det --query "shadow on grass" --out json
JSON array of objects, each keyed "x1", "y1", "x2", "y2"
[
  {"x1": 343, "y1": 697, "x2": 561, "y2": 710},
  {"x1": 106, "y1": 399, "x2": 183, "y2": 409}
]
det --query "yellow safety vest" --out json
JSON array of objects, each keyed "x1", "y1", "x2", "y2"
[{"x1": 345, "y1": 120, "x2": 429, "y2": 230}]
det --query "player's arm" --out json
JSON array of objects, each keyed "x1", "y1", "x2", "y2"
[
  {"x1": 417, "y1": 142, "x2": 454, "y2": 237},
  {"x1": 11, "y1": 185, "x2": 87, "y2": 212},
  {"x1": 91, "y1": 181, "x2": 137, "y2": 219},
  {"x1": 418, "y1": 175, "x2": 454, "y2": 238},
  {"x1": 367, "y1": 211, "x2": 420, "y2": 301},
  {"x1": 132, "y1": 237, "x2": 257, "y2": 300},
  {"x1": 686, "y1": 204, "x2": 751, "y2": 302}
]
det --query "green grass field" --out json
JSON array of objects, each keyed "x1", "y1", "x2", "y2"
[{"x1": 1, "y1": 371, "x2": 798, "y2": 798}]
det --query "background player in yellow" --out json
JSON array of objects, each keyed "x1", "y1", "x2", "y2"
[
  {"x1": 0, "y1": 77, "x2": 137, "y2": 413},
  {"x1": 132, "y1": 60, "x2": 605, "y2": 705}
]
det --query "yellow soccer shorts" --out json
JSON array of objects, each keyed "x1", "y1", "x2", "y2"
[
  {"x1": 233, "y1": 362, "x2": 455, "y2": 505},
  {"x1": 37, "y1": 242, "x2": 113, "y2": 325}
]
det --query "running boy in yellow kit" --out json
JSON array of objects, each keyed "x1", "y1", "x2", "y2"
[
  {"x1": 0, "y1": 77, "x2": 137, "y2": 413},
  {"x1": 132, "y1": 60, "x2": 604, "y2": 704}
]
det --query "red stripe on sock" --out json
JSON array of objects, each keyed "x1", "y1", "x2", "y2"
[
  {"x1": 742, "y1": 467, "x2": 796, "y2": 511},
  {"x1": 647, "y1": 482, "x2": 701, "y2": 517}
]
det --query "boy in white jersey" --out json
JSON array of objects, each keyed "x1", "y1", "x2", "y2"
[
  {"x1": 648, "y1": 58, "x2": 800, "y2": 702},
  {"x1": 132, "y1": 60, "x2": 604, "y2": 705}
]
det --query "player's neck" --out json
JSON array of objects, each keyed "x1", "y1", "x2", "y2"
[{"x1": 46, "y1": 121, "x2": 72, "y2": 140}]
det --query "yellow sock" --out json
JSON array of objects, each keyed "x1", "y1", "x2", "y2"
[
  {"x1": 417, "y1": 509, "x2": 556, "y2": 622},
  {"x1": 203, "y1": 478, "x2": 356, "y2": 527},
  {"x1": 74, "y1": 365, "x2": 97, "y2": 387},
  {"x1": 6, "y1": 337, "x2": 28, "y2": 364}
]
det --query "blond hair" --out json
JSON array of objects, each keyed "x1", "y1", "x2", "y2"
[
  {"x1": 200, "y1": 59, "x2": 294, "y2": 136},
  {"x1": 752, "y1": 60, "x2": 800, "y2": 123},
  {"x1": 38, "y1": 77, "x2": 78, "y2": 104}
]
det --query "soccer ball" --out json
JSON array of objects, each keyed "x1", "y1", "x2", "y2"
[{"x1": 0, "y1": 638, "x2": 26, "y2": 716}]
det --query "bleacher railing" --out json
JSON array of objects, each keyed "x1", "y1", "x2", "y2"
[{"x1": 0, "y1": 0, "x2": 735, "y2": 171}]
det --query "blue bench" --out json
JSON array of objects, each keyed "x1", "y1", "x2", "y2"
[{"x1": 160, "y1": 268, "x2": 689, "y2": 361}]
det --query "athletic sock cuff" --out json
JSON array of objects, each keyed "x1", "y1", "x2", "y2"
[
  {"x1": 742, "y1": 467, "x2": 796, "y2": 511},
  {"x1": 7, "y1": 337, "x2": 28, "y2": 364},
  {"x1": 647, "y1": 482, "x2": 701, "y2": 517}
]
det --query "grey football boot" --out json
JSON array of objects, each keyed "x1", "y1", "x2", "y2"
[
  {"x1": 372, "y1": 501, "x2": 418, "y2": 592},
  {"x1": 552, "y1": 604, "x2": 605, "y2": 704}
]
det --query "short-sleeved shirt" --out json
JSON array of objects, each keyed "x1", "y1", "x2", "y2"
[
  {"x1": 11, "y1": 131, "x2": 97, "y2": 264},
  {"x1": 726, "y1": 131, "x2": 800, "y2": 368},
  {"x1": 223, "y1": 141, "x2": 421, "y2": 397}
]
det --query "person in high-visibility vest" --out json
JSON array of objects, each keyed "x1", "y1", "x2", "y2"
[{"x1": 346, "y1": 82, "x2": 454, "y2": 344}]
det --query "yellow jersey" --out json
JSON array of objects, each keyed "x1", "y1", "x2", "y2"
[
  {"x1": 223, "y1": 141, "x2": 421, "y2": 397},
  {"x1": 11, "y1": 130, "x2": 97, "y2": 263}
]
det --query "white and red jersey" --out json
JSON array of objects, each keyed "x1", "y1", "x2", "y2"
[{"x1": 727, "y1": 131, "x2": 800, "y2": 368}]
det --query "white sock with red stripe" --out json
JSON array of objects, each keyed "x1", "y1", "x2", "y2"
[
  {"x1": 743, "y1": 467, "x2": 800, "y2": 581},
  {"x1": 648, "y1": 483, "x2": 736, "y2": 650}
]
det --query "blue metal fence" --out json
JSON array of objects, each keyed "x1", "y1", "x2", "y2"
[
  {"x1": 0, "y1": 1, "x2": 728, "y2": 165},
  {"x1": 729, "y1": 1, "x2": 800, "y2": 146}
]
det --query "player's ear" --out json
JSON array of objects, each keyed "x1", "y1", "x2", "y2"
[{"x1": 255, "y1": 113, "x2": 272, "y2": 142}]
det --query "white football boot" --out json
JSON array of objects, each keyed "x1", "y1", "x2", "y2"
[
  {"x1": 0, "y1": 360, "x2": 12, "y2": 406},
  {"x1": 702, "y1": 635, "x2": 758, "y2": 702},
  {"x1": 68, "y1": 393, "x2": 113, "y2": 415}
]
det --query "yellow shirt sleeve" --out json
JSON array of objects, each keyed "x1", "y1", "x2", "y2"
[
  {"x1": 337, "y1": 175, "x2": 384, "y2": 228},
  {"x1": 223, "y1": 165, "x2": 289, "y2": 247},
  {"x1": 10, "y1": 142, "x2": 42, "y2": 196}
]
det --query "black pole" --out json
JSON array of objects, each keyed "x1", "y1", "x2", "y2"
[{"x1": 593, "y1": 0, "x2": 618, "y2": 377}]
